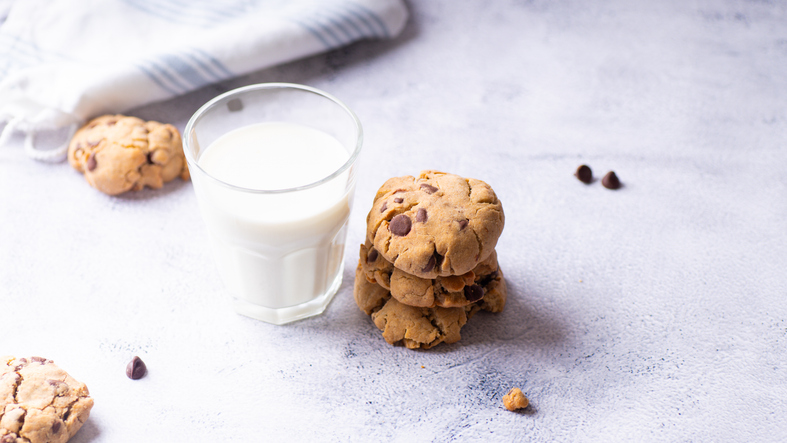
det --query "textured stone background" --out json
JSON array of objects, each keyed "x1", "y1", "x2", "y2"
[{"x1": 2, "y1": 0, "x2": 787, "y2": 441}]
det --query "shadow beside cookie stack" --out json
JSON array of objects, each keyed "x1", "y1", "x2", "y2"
[{"x1": 354, "y1": 170, "x2": 506, "y2": 349}]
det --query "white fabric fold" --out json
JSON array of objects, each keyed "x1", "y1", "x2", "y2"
[{"x1": 0, "y1": 0, "x2": 408, "y2": 161}]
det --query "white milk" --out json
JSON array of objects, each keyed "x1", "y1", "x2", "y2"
[{"x1": 192, "y1": 122, "x2": 352, "y2": 323}]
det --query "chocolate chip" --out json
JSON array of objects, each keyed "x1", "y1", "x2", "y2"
[
  {"x1": 601, "y1": 171, "x2": 621, "y2": 189},
  {"x1": 47, "y1": 379, "x2": 63, "y2": 386},
  {"x1": 458, "y1": 220, "x2": 469, "y2": 230},
  {"x1": 31, "y1": 356, "x2": 46, "y2": 363},
  {"x1": 52, "y1": 421, "x2": 61, "y2": 434},
  {"x1": 575, "y1": 164, "x2": 593, "y2": 184},
  {"x1": 18, "y1": 358, "x2": 27, "y2": 364},
  {"x1": 107, "y1": 120, "x2": 117, "y2": 126},
  {"x1": 416, "y1": 208, "x2": 428, "y2": 223},
  {"x1": 434, "y1": 252, "x2": 444, "y2": 268},
  {"x1": 147, "y1": 152, "x2": 154, "y2": 164},
  {"x1": 389, "y1": 214, "x2": 412, "y2": 236},
  {"x1": 478, "y1": 270, "x2": 498, "y2": 286},
  {"x1": 422, "y1": 255, "x2": 436, "y2": 273},
  {"x1": 367, "y1": 248, "x2": 378, "y2": 263},
  {"x1": 87, "y1": 153, "x2": 97, "y2": 171},
  {"x1": 126, "y1": 356, "x2": 147, "y2": 380},
  {"x1": 394, "y1": 198, "x2": 403, "y2": 203},
  {"x1": 464, "y1": 284, "x2": 485, "y2": 302},
  {"x1": 1, "y1": 434, "x2": 15, "y2": 443},
  {"x1": 380, "y1": 202, "x2": 387, "y2": 213},
  {"x1": 420, "y1": 183, "x2": 438, "y2": 194},
  {"x1": 87, "y1": 140, "x2": 100, "y2": 147}
]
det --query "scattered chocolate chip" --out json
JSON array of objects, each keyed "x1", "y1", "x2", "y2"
[
  {"x1": 422, "y1": 255, "x2": 436, "y2": 273},
  {"x1": 52, "y1": 421, "x2": 61, "y2": 434},
  {"x1": 416, "y1": 208, "x2": 428, "y2": 223},
  {"x1": 458, "y1": 220, "x2": 469, "y2": 230},
  {"x1": 31, "y1": 356, "x2": 46, "y2": 363},
  {"x1": 87, "y1": 153, "x2": 97, "y2": 171},
  {"x1": 126, "y1": 356, "x2": 147, "y2": 380},
  {"x1": 107, "y1": 120, "x2": 117, "y2": 126},
  {"x1": 367, "y1": 248, "x2": 378, "y2": 263},
  {"x1": 47, "y1": 379, "x2": 63, "y2": 386},
  {"x1": 601, "y1": 171, "x2": 621, "y2": 189},
  {"x1": 575, "y1": 164, "x2": 593, "y2": 184},
  {"x1": 389, "y1": 214, "x2": 412, "y2": 236},
  {"x1": 380, "y1": 202, "x2": 387, "y2": 213},
  {"x1": 394, "y1": 197, "x2": 403, "y2": 204},
  {"x1": 87, "y1": 140, "x2": 99, "y2": 147},
  {"x1": 464, "y1": 284, "x2": 485, "y2": 302},
  {"x1": 1, "y1": 434, "x2": 15, "y2": 443},
  {"x1": 18, "y1": 358, "x2": 27, "y2": 364},
  {"x1": 420, "y1": 183, "x2": 438, "y2": 194},
  {"x1": 393, "y1": 189, "x2": 406, "y2": 194}
]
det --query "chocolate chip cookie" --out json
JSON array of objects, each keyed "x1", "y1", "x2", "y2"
[
  {"x1": 366, "y1": 170, "x2": 504, "y2": 279},
  {"x1": 353, "y1": 264, "x2": 467, "y2": 349},
  {"x1": 0, "y1": 357, "x2": 93, "y2": 443},
  {"x1": 360, "y1": 241, "x2": 501, "y2": 308},
  {"x1": 68, "y1": 114, "x2": 190, "y2": 195},
  {"x1": 354, "y1": 262, "x2": 507, "y2": 349}
]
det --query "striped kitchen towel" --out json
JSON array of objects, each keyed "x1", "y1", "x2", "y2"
[{"x1": 0, "y1": 0, "x2": 407, "y2": 161}]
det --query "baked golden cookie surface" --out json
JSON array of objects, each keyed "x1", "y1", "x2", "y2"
[
  {"x1": 68, "y1": 114, "x2": 189, "y2": 195},
  {"x1": 353, "y1": 261, "x2": 507, "y2": 349},
  {"x1": 360, "y1": 241, "x2": 502, "y2": 308},
  {"x1": 366, "y1": 170, "x2": 504, "y2": 279},
  {"x1": 0, "y1": 357, "x2": 93, "y2": 443}
]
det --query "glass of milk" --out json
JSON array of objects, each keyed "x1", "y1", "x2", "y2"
[{"x1": 183, "y1": 83, "x2": 362, "y2": 325}]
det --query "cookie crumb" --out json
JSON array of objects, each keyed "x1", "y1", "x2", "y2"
[{"x1": 503, "y1": 387, "x2": 529, "y2": 411}]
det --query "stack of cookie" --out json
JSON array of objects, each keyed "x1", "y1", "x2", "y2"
[{"x1": 353, "y1": 170, "x2": 506, "y2": 349}]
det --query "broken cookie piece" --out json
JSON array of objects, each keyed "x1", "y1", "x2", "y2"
[
  {"x1": 502, "y1": 387, "x2": 529, "y2": 411},
  {"x1": 0, "y1": 356, "x2": 94, "y2": 443}
]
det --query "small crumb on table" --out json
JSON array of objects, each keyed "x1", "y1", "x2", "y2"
[{"x1": 503, "y1": 387, "x2": 529, "y2": 411}]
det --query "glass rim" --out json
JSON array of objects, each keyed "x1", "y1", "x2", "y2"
[{"x1": 183, "y1": 82, "x2": 364, "y2": 194}]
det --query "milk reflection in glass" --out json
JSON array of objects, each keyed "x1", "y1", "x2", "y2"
[{"x1": 193, "y1": 122, "x2": 352, "y2": 318}]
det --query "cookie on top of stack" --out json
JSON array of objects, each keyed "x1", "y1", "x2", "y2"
[{"x1": 353, "y1": 170, "x2": 506, "y2": 349}]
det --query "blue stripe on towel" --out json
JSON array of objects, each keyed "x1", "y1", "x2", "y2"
[
  {"x1": 160, "y1": 53, "x2": 211, "y2": 88},
  {"x1": 312, "y1": 10, "x2": 356, "y2": 44},
  {"x1": 325, "y1": 7, "x2": 366, "y2": 40},
  {"x1": 340, "y1": 6, "x2": 381, "y2": 38},
  {"x1": 190, "y1": 48, "x2": 234, "y2": 79},
  {"x1": 140, "y1": 59, "x2": 190, "y2": 94},
  {"x1": 346, "y1": 2, "x2": 389, "y2": 38},
  {"x1": 289, "y1": 16, "x2": 340, "y2": 49},
  {"x1": 120, "y1": 0, "x2": 230, "y2": 27},
  {"x1": 162, "y1": 0, "x2": 244, "y2": 21},
  {"x1": 183, "y1": 50, "x2": 224, "y2": 83},
  {"x1": 135, "y1": 63, "x2": 180, "y2": 96}
]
